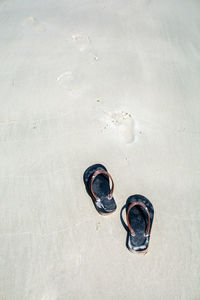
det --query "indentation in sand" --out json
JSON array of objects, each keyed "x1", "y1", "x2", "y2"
[
  {"x1": 72, "y1": 34, "x2": 99, "y2": 60},
  {"x1": 56, "y1": 71, "x2": 74, "y2": 90},
  {"x1": 22, "y1": 16, "x2": 46, "y2": 32},
  {"x1": 72, "y1": 34, "x2": 91, "y2": 52},
  {"x1": 104, "y1": 111, "x2": 135, "y2": 143}
]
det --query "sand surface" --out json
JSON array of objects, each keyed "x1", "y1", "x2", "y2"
[{"x1": 0, "y1": 0, "x2": 200, "y2": 299}]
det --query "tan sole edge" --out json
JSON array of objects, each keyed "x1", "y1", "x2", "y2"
[
  {"x1": 128, "y1": 247, "x2": 149, "y2": 255},
  {"x1": 97, "y1": 209, "x2": 116, "y2": 216},
  {"x1": 137, "y1": 248, "x2": 149, "y2": 254}
]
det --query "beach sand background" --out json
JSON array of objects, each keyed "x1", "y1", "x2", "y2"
[{"x1": 0, "y1": 0, "x2": 200, "y2": 299}]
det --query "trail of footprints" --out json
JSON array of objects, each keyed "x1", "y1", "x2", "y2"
[
  {"x1": 21, "y1": 20, "x2": 134, "y2": 144},
  {"x1": 57, "y1": 34, "x2": 98, "y2": 90}
]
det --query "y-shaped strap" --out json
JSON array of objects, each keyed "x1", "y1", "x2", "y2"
[
  {"x1": 90, "y1": 169, "x2": 114, "y2": 201},
  {"x1": 127, "y1": 202, "x2": 151, "y2": 237}
]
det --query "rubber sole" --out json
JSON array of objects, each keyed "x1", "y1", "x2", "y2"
[
  {"x1": 83, "y1": 164, "x2": 117, "y2": 215},
  {"x1": 125, "y1": 195, "x2": 154, "y2": 254},
  {"x1": 97, "y1": 208, "x2": 117, "y2": 216},
  {"x1": 127, "y1": 246, "x2": 149, "y2": 255}
]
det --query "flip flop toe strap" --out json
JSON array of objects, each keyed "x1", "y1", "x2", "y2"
[
  {"x1": 127, "y1": 202, "x2": 151, "y2": 237},
  {"x1": 90, "y1": 169, "x2": 114, "y2": 201}
]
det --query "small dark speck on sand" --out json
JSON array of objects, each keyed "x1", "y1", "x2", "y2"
[{"x1": 96, "y1": 222, "x2": 100, "y2": 230}]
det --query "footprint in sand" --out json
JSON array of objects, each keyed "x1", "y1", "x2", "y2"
[
  {"x1": 104, "y1": 111, "x2": 135, "y2": 143},
  {"x1": 56, "y1": 70, "x2": 87, "y2": 97},
  {"x1": 72, "y1": 34, "x2": 91, "y2": 52},
  {"x1": 71, "y1": 34, "x2": 99, "y2": 61},
  {"x1": 22, "y1": 16, "x2": 46, "y2": 32},
  {"x1": 57, "y1": 71, "x2": 74, "y2": 90}
]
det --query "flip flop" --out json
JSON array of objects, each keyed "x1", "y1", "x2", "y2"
[
  {"x1": 125, "y1": 194, "x2": 154, "y2": 254},
  {"x1": 83, "y1": 164, "x2": 117, "y2": 215}
]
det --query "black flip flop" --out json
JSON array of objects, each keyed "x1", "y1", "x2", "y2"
[
  {"x1": 125, "y1": 194, "x2": 154, "y2": 254},
  {"x1": 83, "y1": 164, "x2": 117, "y2": 215}
]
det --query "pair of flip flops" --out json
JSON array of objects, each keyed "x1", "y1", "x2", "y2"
[{"x1": 83, "y1": 164, "x2": 154, "y2": 254}]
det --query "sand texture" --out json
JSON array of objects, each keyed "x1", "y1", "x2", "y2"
[{"x1": 0, "y1": 0, "x2": 200, "y2": 299}]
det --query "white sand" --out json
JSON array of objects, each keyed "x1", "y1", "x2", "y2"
[{"x1": 0, "y1": 0, "x2": 200, "y2": 299}]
